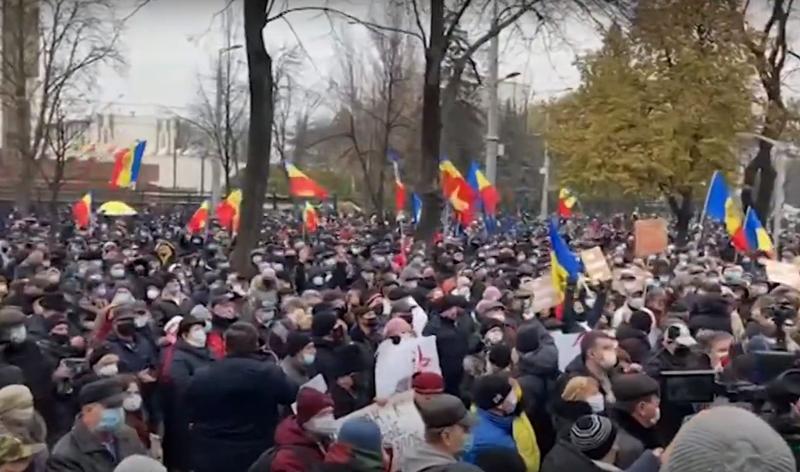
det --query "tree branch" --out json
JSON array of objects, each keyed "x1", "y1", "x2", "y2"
[
  {"x1": 410, "y1": 0, "x2": 428, "y2": 46},
  {"x1": 267, "y1": 6, "x2": 424, "y2": 41}
]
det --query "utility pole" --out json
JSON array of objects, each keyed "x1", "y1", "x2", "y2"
[{"x1": 484, "y1": 0, "x2": 499, "y2": 184}]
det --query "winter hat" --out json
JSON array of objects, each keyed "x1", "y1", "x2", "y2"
[
  {"x1": 482, "y1": 286, "x2": 502, "y2": 302},
  {"x1": 0, "y1": 385, "x2": 32, "y2": 416},
  {"x1": 286, "y1": 331, "x2": 312, "y2": 357},
  {"x1": 612, "y1": 373, "x2": 660, "y2": 403},
  {"x1": 114, "y1": 455, "x2": 167, "y2": 472},
  {"x1": 44, "y1": 313, "x2": 69, "y2": 332},
  {"x1": 383, "y1": 317, "x2": 412, "y2": 338},
  {"x1": 190, "y1": 304, "x2": 211, "y2": 321},
  {"x1": 296, "y1": 387, "x2": 334, "y2": 425},
  {"x1": 337, "y1": 417, "x2": 383, "y2": 454},
  {"x1": 629, "y1": 311, "x2": 652, "y2": 333},
  {"x1": 88, "y1": 344, "x2": 119, "y2": 369},
  {"x1": 570, "y1": 414, "x2": 617, "y2": 460},
  {"x1": 164, "y1": 316, "x2": 183, "y2": 336},
  {"x1": 662, "y1": 406, "x2": 796, "y2": 472},
  {"x1": 412, "y1": 371, "x2": 444, "y2": 395},
  {"x1": 472, "y1": 373, "x2": 513, "y2": 411},
  {"x1": 177, "y1": 315, "x2": 204, "y2": 337},
  {"x1": 0, "y1": 366, "x2": 23, "y2": 389},
  {"x1": 515, "y1": 324, "x2": 541, "y2": 354},
  {"x1": 488, "y1": 344, "x2": 512, "y2": 370},
  {"x1": 311, "y1": 311, "x2": 338, "y2": 337}
]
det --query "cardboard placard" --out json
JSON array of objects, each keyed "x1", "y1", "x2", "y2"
[
  {"x1": 633, "y1": 218, "x2": 668, "y2": 257},
  {"x1": 761, "y1": 258, "x2": 800, "y2": 290},
  {"x1": 581, "y1": 247, "x2": 613, "y2": 282},
  {"x1": 531, "y1": 274, "x2": 560, "y2": 316}
]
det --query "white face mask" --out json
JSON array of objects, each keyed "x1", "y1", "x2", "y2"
[
  {"x1": 96, "y1": 364, "x2": 119, "y2": 377},
  {"x1": 186, "y1": 328, "x2": 207, "y2": 348},
  {"x1": 628, "y1": 297, "x2": 644, "y2": 310},
  {"x1": 8, "y1": 326, "x2": 26, "y2": 344},
  {"x1": 146, "y1": 288, "x2": 160, "y2": 300},
  {"x1": 134, "y1": 315, "x2": 149, "y2": 329},
  {"x1": 485, "y1": 328, "x2": 504, "y2": 345},
  {"x1": 110, "y1": 268, "x2": 126, "y2": 279},
  {"x1": 123, "y1": 393, "x2": 142, "y2": 412},
  {"x1": 304, "y1": 413, "x2": 337, "y2": 437},
  {"x1": 112, "y1": 291, "x2": 135, "y2": 306},
  {"x1": 587, "y1": 393, "x2": 605, "y2": 413}
]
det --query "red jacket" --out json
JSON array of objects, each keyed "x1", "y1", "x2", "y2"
[
  {"x1": 206, "y1": 330, "x2": 225, "y2": 360},
  {"x1": 268, "y1": 416, "x2": 326, "y2": 472}
]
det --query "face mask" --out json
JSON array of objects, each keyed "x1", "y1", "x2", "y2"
[
  {"x1": 96, "y1": 364, "x2": 118, "y2": 377},
  {"x1": 146, "y1": 288, "x2": 159, "y2": 300},
  {"x1": 186, "y1": 329, "x2": 207, "y2": 348},
  {"x1": 628, "y1": 297, "x2": 644, "y2": 310},
  {"x1": 404, "y1": 280, "x2": 418, "y2": 289},
  {"x1": 94, "y1": 286, "x2": 107, "y2": 297},
  {"x1": 302, "y1": 353, "x2": 315, "y2": 366},
  {"x1": 112, "y1": 291, "x2": 135, "y2": 306},
  {"x1": 587, "y1": 393, "x2": 605, "y2": 413},
  {"x1": 648, "y1": 405, "x2": 661, "y2": 426},
  {"x1": 312, "y1": 276, "x2": 324, "y2": 286},
  {"x1": 257, "y1": 310, "x2": 275, "y2": 326},
  {"x1": 110, "y1": 268, "x2": 125, "y2": 279},
  {"x1": 97, "y1": 407, "x2": 124, "y2": 432},
  {"x1": 123, "y1": 393, "x2": 142, "y2": 412},
  {"x1": 304, "y1": 413, "x2": 338, "y2": 437},
  {"x1": 8, "y1": 326, "x2": 26, "y2": 345},
  {"x1": 485, "y1": 328, "x2": 503, "y2": 345}
]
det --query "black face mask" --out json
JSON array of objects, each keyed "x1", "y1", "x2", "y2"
[
  {"x1": 116, "y1": 320, "x2": 136, "y2": 338},
  {"x1": 51, "y1": 333, "x2": 70, "y2": 345}
]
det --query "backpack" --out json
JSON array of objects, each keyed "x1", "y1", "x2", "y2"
[{"x1": 247, "y1": 445, "x2": 310, "y2": 472}]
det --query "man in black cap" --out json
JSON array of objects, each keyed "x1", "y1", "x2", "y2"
[
  {"x1": 47, "y1": 377, "x2": 146, "y2": 472},
  {"x1": 609, "y1": 373, "x2": 663, "y2": 468},
  {"x1": 280, "y1": 331, "x2": 316, "y2": 388},
  {"x1": 206, "y1": 290, "x2": 238, "y2": 359},
  {"x1": 186, "y1": 322, "x2": 297, "y2": 472},
  {"x1": 402, "y1": 393, "x2": 482, "y2": 472},
  {"x1": 311, "y1": 310, "x2": 347, "y2": 385},
  {"x1": 104, "y1": 305, "x2": 158, "y2": 379},
  {"x1": 423, "y1": 295, "x2": 476, "y2": 398}
]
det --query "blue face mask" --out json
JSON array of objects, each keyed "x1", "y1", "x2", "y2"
[{"x1": 97, "y1": 407, "x2": 124, "y2": 432}]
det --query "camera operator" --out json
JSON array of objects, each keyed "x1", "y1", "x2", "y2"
[{"x1": 761, "y1": 369, "x2": 800, "y2": 465}]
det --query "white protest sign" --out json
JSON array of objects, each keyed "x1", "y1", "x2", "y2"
[
  {"x1": 375, "y1": 336, "x2": 441, "y2": 398},
  {"x1": 551, "y1": 331, "x2": 583, "y2": 371},
  {"x1": 581, "y1": 247, "x2": 613, "y2": 282},
  {"x1": 762, "y1": 258, "x2": 800, "y2": 290},
  {"x1": 335, "y1": 390, "x2": 424, "y2": 471},
  {"x1": 531, "y1": 274, "x2": 559, "y2": 316}
]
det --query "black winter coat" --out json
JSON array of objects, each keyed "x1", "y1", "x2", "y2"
[
  {"x1": 4, "y1": 340, "x2": 59, "y2": 443},
  {"x1": 515, "y1": 321, "x2": 560, "y2": 454},
  {"x1": 161, "y1": 340, "x2": 214, "y2": 471},
  {"x1": 541, "y1": 439, "x2": 607, "y2": 472},
  {"x1": 186, "y1": 353, "x2": 297, "y2": 472},
  {"x1": 423, "y1": 317, "x2": 469, "y2": 398},
  {"x1": 616, "y1": 324, "x2": 651, "y2": 365},
  {"x1": 688, "y1": 294, "x2": 732, "y2": 334},
  {"x1": 312, "y1": 337, "x2": 345, "y2": 385}
]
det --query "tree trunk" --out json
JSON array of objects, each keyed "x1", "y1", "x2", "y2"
[
  {"x1": 741, "y1": 138, "x2": 776, "y2": 224},
  {"x1": 667, "y1": 189, "x2": 693, "y2": 246},
  {"x1": 231, "y1": 0, "x2": 271, "y2": 275},
  {"x1": 415, "y1": 0, "x2": 446, "y2": 243}
]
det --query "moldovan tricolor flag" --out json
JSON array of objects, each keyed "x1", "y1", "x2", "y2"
[
  {"x1": 110, "y1": 140, "x2": 147, "y2": 188},
  {"x1": 303, "y1": 201, "x2": 319, "y2": 232},
  {"x1": 558, "y1": 188, "x2": 577, "y2": 218},
  {"x1": 744, "y1": 208, "x2": 774, "y2": 257},
  {"x1": 187, "y1": 201, "x2": 210, "y2": 235},
  {"x1": 72, "y1": 192, "x2": 92, "y2": 229},
  {"x1": 704, "y1": 171, "x2": 747, "y2": 252},
  {"x1": 466, "y1": 161, "x2": 500, "y2": 216},
  {"x1": 285, "y1": 163, "x2": 328, "y2": 199},
  {"x1": 439, "y1": 159, "x2": 475, "y2": 225},
  {"x1": 216, "y1": 190, "x2": 242, "y2": 233}
]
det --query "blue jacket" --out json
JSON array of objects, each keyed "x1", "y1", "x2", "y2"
[{"x1": 464, "y1": 409, "x2": 517, "y2": 465}]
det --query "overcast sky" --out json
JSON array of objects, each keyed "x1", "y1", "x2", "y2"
[{"x1": 94, "y1": 0, "x2": 603, "y2": 116}]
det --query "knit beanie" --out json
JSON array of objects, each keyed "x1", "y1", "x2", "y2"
[
  {"x1": 311, "y1": 311, "x2": 338, "y2": 337},
  {"x1": 629, "y1": 311, "x2": 653, "y2": 333},
  {"x1": 0, "y1": 385, "x2": 32, "y2": 416},
  {"x1": 337, "y1": 417, "x2": 383, "y2": 454},
  {"x1": 662, "y1": 406, "x2": 796, "y2": 472},
  {"x1": 412, "y1": 372, "x2": 444, "y2": 395},
  {"x1": 383, "y1": 317, "x2": 412, "y2": 338},
  {"x1": 515, "y1": 325, "x2": 540, "y2": 354},
  {"x1": 488, "y1": 344, "x2": 512, "y2": 370},
  {"x1": 114, "y1": 455, "x2": 167, "y2": 472},
  {"x1": 570, "y1": 414, "x2": 618, "y2": 461},
  {"x1": 285, "y1": 331, "x2": 311, "y2": 357},
  {"x1": 296, "y1": 387, "x2": 334, "y2": 425}
]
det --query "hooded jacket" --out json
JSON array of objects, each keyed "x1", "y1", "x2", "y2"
[
  {"x1": 401, "y1": 440, "x2": 483, "y2": 472},
  {"x1": 268, "y1": 416, "x2": 326, "y2": 472},
  {"x1": 515, "y1": 320, "x2": 559, "y2": 454}
]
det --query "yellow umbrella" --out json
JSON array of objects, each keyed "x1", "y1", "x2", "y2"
[{"x1": 97, "y1": 201, "x2": 137, "y2": 216}]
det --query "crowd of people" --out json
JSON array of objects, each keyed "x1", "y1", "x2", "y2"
[{"x1": 0, "y1": 209, "x2": 796, "y2": 472}]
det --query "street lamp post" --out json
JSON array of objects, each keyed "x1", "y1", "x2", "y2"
[{"x1": 209, "y1": 44, "x2": 243, "y2": 226}]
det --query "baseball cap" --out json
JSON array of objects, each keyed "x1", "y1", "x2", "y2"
[
  {"x1": 417, "y1": 393, "x2": 476, "y2": 430},
  {"x1": 666, "y1": 322, "x2": 697, "y2": 347}
]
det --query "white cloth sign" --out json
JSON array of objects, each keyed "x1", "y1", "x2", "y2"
[
  {"x1": 335, "y1": 391, "x2": 424, "y2": 470},
  {"x1": 374, "y1": 336, "x2": 441, "y2": 398},
  {"x1": 551, "y1": 331, "x2": 583, "y2": 371}
]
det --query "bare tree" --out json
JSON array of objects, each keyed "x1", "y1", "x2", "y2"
[
  {"x1": 40, "y1": 95, "x2": 90, "y2": 214},
  {"x1": 1, "y1": 0, "x2": 140, "y2": 215},
  {"x1": 186, "y1": 4, "x2": 248, "y2": 193},
  {"x1": 737, "y1": 0, "x2": 799, "y2": 222}
]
